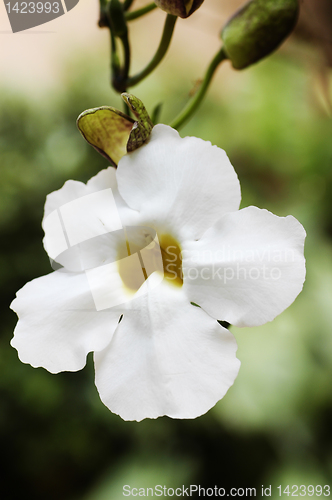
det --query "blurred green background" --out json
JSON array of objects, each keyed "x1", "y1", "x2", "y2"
[{"x1": 1, "y1": 1, "x2": 332, "y2": 499}]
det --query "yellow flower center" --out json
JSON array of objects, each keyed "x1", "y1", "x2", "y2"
[
  {"x1": 117, "y1": 230, "x2": 183, "y2": 293},
  {"x1": 159, "y1": 234, "x2": 183, "y2": 288}
]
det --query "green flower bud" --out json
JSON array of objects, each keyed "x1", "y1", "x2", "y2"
[
  {"x1": 221, "y1": 0, "x2": 299, "y2": 70},
  {"x1": 154, "y1": 0, "x2": 204, "y2": 18},
  {"x1": 77, "y1": 94, "x2": 154, "y2": 166},
  {"x1": 121, "y1": 93, "x2": 154, "y2": 152},
  {"x1": 77, "y1": 107, "x2": 134, "y2": 166}
]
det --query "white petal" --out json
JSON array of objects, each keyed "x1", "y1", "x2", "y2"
[
  {"x1": 86, "y1": 167, "x2": 118, "y2": 192},
  {"x1": 10, "y1": 270, "x2": 122, "y2": 373},
  {"x1": 59, "y1": 188, "x2": 122, "y2": 246},
  {"x1": 86, "y1": 254, "x2": 145, "y2": 310},
  {"x1": 183, "y1": 206, "x2": 306, "y2": 327},
  {"x1": 42, "y1": 167, "x2": 139, "y2": 272},
  {"x1": 43, "y1": 167, "x2": 120, "y2": 219},
  {"x1": 116, "y1": 124, "x2": 241, "y2": 242},
  {"x1": 87, "y1": 167, "x2": 139, "y2": 223},
  {"x1": 43, "y1": 179, "x2": 88, "y2": 220},
  {"x1": 94, "y1": 280, "x2": 240, "y2": 421}
]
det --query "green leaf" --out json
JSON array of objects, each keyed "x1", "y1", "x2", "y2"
[{"x1": 77, "y1": 106, "x2": 135, "y2": 166}]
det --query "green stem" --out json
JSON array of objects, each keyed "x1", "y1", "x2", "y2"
[
  {"x1": 98, "y1": 0, "x2": 109, "y2": 27},
  {"x1": 123, "y1": 0, "x2": 135, "y2": 11},
  {"x1": 120, "y1": 33, "x2": 131, "y2": 85},
  {"x1": 125, "y1": 2, "x2": 157, "y2": 21},
  {"x1": 110, "y1": 30, "x2": 121, "y2": 77},
  {"x1": 126, "y1": 14, "x2": 177, "y2": 87},
  {"x1": 170, "y1": 46, "x2": 228, "y2": 130},
  {"x1": 107, "y1": 0, "x2": 131, "y2": 93}
]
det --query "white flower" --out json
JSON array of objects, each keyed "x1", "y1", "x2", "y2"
[{"x1": 10, "y1": 125, "x2": 306, "y2": 421}]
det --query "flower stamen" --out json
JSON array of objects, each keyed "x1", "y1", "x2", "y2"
[{"x1": 159, "y1": 234, "x2": 183, "y2": 288}]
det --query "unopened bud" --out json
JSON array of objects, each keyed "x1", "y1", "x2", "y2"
[
  {"x1": 77, "y1": 95, "x2": 154, "y2": 166},
  {"x1": 221, "y1": 0, "x2": 299, "y2": 70},
  {"x1": 154, "y1": 0, "x2": 204, "y2": 18}
]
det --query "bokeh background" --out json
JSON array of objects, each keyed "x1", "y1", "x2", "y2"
[{"x1": 1, "y1": 0, "x2": 332, "y2": 498}]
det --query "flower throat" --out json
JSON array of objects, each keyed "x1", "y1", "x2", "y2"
[{"x1": 117, "y1": 233, "x2": 183, "y2": 292}]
